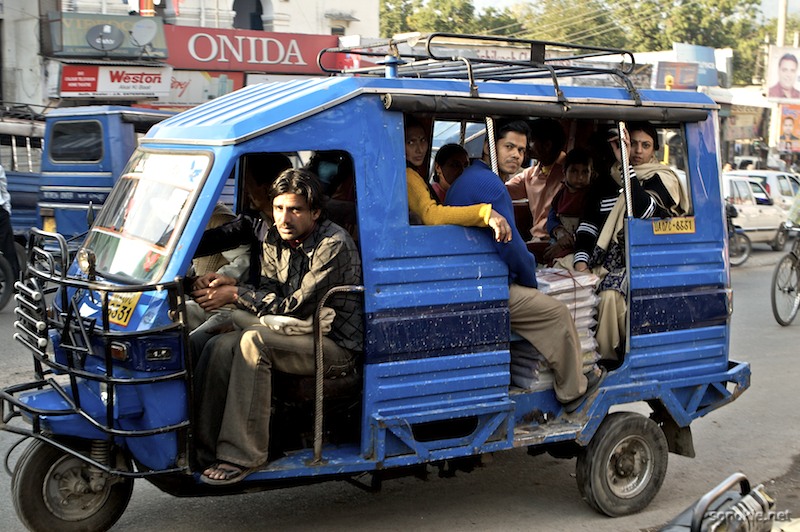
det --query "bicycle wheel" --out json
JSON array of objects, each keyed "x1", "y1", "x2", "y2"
[
  {"x1": 728, "y1": 232, "x2": 751, "y2": 267},
  {"x1": 771, "y1": 253, "x2": 800, "y2": 326},
  {"x1": 0, "y1": 253, "x2": 15, "y2": 312}
]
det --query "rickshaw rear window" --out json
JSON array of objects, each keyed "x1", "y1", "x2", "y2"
[{"x1": 49, "y1": 120, "x2": 103, "y2": 162}]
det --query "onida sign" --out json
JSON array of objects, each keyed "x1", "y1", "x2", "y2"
[{"x1": 163, "y1": 26, "x2": 338, "y2": 74}]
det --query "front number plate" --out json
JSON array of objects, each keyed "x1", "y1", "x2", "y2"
[
  {"x1": 652, "y1": 217, "x2": 696, "y2": 235},
  {"x1": 107, "y1": 293, "x2": 141, "y2": 327}
]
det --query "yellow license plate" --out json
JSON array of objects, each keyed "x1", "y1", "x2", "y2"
[
  {"x1": 652, "y1": 217, "x2": 696, "y2": 235},
  {"x1": 107, "y1": 292, "x2": 141, "y2": 327},
  {"x1": 42, "y1": 217, "x2": 56, "y2": 233}
]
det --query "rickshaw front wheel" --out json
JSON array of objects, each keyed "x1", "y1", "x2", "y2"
[
  {"x1": 575, "y1": 412, "x2": 668, "y2": 517},
  {"x1": 11, "y1": 439, "x2": 133, "y2": 532}
]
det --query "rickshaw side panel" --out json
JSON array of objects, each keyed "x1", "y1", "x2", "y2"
[
  {"x1": 626, "y1": 116, "x2": 731, "y2": 383},
  {"x1": 364, "y1": 351, "x2": 514, "y2": 463},
  {"x1": 349, "y1": 104, "x2": 517, "y2": 460}
]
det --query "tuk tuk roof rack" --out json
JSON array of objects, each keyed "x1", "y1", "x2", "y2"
[{"x1": 317, "y1": 33, "x2": 641, "y2": 105}]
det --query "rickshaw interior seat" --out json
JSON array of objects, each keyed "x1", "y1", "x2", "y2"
[
  {"x1": 272, "y1": 366, "x2": 362, "y2": 404},
  {"x1": 270, "y1": 367, "x2": 363, "y2": 454}
]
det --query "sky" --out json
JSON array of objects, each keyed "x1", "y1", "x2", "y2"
[{"x1": 472, "y1": 0, "x2": 786, "y2": 21}]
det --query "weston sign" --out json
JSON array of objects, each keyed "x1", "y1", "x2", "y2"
[
  {"x1": 163, "y1": 26, "x2": 338, "y2": 74},
  {"x1": 59, "y1": 64, "x2": 172, "y2": 98}
]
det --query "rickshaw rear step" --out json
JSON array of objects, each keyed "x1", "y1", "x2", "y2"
[{"x1": 369, "y1": 399, "x2": 514, "y2": 462}]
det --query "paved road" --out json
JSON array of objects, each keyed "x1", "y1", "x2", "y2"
[{"x1": 0, "y1": 246, "x2": 796, "y2": 531}]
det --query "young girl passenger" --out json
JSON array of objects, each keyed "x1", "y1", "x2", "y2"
[
  {"x1": 403, "y1": 117, "x2": 511, "y2": 241},
  {"x1": 543, "y1": 147, "x2": 594, "y2": 264}
]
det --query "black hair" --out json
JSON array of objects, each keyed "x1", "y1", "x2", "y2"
[
  {"x1": 529, "y1": 118, "x2": 566, "y2": 150},
  {"x1": 495, "y1": 120, "x2": 531, "y2": 142},
  {"x1": 270, "y1": 168, "x2": 327, "y2": 220},
  {"x1": 435, "y1": 143, "x2": 468, "y2": 167},
  {"x1": 404, "y1": 116, "x2": 427, "y2": 132},
  {"x1": 244, "y1": 153, "x2": 293, "y2": 187},
  {"x1": 564, "y1": 147, "x2": 593, "y2": 171},
  {"x1": 626, "y1": 121, "x2": 660, "y2": 151},
  {"x1": 433, "y1": 143, "x2": 469, "y2": 184},
  {"x1": 780, "y1": 53, "x2": 799, "y2": 67},
  {"x1": 306, "y1": 150, "x2": 354, "y2": 196},
  {"x1": 586, "y1": 129, "x2": 615, "y2": 174}
]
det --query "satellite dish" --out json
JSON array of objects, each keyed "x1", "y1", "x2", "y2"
[
  {"x1": 130, "y1": 19, "x2": 158, "y2": 48},
  {"x1": 86, "y1": 24, "x2": 125, "y2": 52}
]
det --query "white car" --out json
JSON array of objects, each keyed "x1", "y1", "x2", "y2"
[
  {"x1": 724, "y1": 169, "x2": 800, "y2": 211},
  {"x1": 722, "y1": 174, "x2": 789, "y2": 250}
]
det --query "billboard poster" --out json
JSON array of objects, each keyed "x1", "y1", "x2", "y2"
[
  {"x1": 673, "y1": 43, "x2": 718, "y2": 87},
  {"x1": 48, "y1": 13, "x2": 168, "y2": 59},
  {"x1": 59, "y1": 64, "x2": 172, "y2": 98},
  {"x1": 155, "y1": 70, "x2": 245, "y2": 109},
  {"x1": 653, "y1": 62, "x2": 699, "y2": 90},
  {"x1": 779, "y1": 104, "x2": 800, "y2": 153},
  {"x1": 767, "y1": 46, "x2": 800, "y2": 101}
]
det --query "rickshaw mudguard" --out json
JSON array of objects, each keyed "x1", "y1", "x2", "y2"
[
  {"x1": 570, "y1": 359, "x2": 750, "y2": 447},
  {"x1": 5, "y1": 381, "x2": 110, "y2": 441},
  {"x1": 3, "y1": 377, "x2": 186, "y2": 472}
]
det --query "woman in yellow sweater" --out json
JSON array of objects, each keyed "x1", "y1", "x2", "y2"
[{"x1": 405, "y1": 119, "x2": 512, "y2": 242}]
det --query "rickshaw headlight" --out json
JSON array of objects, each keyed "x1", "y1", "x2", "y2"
[{"x1": 76, "y1": 248, "x2": 97, "y2": 275}]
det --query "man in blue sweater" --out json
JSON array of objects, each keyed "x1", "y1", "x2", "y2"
[{"x1": 446, "y1": 121, "x2": 603, "y2": 412}]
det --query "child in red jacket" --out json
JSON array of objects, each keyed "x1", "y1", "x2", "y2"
[{"x1": 543, "y1": 148, "x2": 594, "y2": 264}]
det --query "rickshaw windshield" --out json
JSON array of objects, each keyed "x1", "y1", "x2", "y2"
[{"x1": 83, "y1": 151, "x2": 211, "y2": 283}]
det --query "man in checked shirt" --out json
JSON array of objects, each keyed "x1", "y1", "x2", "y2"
[{"x1": 192, "y1": 168, "x2": 363, "y2": 485}]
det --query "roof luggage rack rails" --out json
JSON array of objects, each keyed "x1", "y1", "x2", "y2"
[{"x1": 317, "y1": 32, "x2": 641, "y2": 105}]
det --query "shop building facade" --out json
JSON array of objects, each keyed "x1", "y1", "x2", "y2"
[{"x1": 0, "y1": 0, "x2": 378, "y2": 110}]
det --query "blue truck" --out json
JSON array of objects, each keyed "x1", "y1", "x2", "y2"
[{"x1": 2, "y1": 105, "x2": 172, "y2": 250}]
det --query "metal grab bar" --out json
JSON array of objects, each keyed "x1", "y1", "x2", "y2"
[{"x1": 311, "y1": 284, "x2": 365, "y2": 464}]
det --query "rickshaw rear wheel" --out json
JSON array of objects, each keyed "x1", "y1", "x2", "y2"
[
  {"x1": 575, "y1": 412, "x2": 668, "y2": 517},
  {"x1": 12, "y1": 439, "x2": 133, "y2": 532}
]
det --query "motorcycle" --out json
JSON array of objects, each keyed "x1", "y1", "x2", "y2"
[
  {"x1": 727, "y1": 202, "x2": 751, "y2": 267},
  {"x1": 659, "y1": 472, "x2": 775, "y2": 532}
]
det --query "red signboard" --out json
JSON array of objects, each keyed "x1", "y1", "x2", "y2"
[
  {"x1": 61, "y1": 65, "x2": 99, "y2": 92},
  {"x1": 163, "y1": 26, "x2": 338, "y2": 74}
]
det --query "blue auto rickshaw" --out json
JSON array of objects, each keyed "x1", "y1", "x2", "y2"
[{"x1": 2, "y1": 34, "x2": 749, "y2": 531}]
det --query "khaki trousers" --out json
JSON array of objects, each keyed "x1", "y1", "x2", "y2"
[
  {"x1": 197, "y1": 326, "x2": 354, "y2": 469},
  {"x1": 508, "y1": 283, "x2": 587, "y2": 403},
  {"x1": 595, "y1": 289, "x2": 626, "y2": 362}
]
